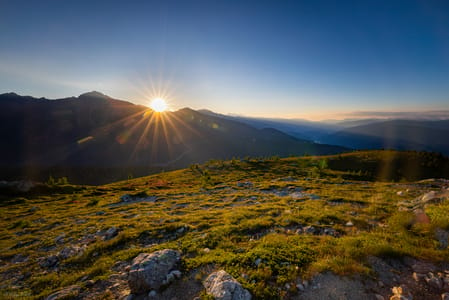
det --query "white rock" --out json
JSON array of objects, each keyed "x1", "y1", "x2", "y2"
[{"x1": 203, "y1": 270, "x2": 252, "y2": 300}]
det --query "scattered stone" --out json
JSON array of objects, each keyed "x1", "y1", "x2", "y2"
[
  {"x1": 96, "y1": 211, "x2": 105, "y2": 215},
  {"x1": 39, "y1": 255, "x2": 59, "y2": 268},
  {"x1": 425, "y1": 273, "x2": 443, "y2": 289},
  {"x1": 237, "y1": 181, "x2": 253, "y2": 188},
  {"x1": 255, "y1": 258, "x2": 262, "y2": 267},
  {"x1": 435, "y1": 228, "x2": 449, "y2": 249},
  {"x1": 79, "y1": 233, "x2": 97, "y2": 245},
  {"x1": 104, "y1": 226, "x2": 119, "y2": 240},
  {"x1": 203, "y1": 270, "x2": 252, "y2": 300},
  {"x1": 203, "y1": 248, "x2": 211, "y2": 253},
  {"x1": 397, "y1": 191, "x2": 405, "y2": 196},
  {"x1": 84, "y1": 280, "x2": 95, "y2": 288},
  {"x1": 28, "y1": 206, "x2": 39, "y2": 213},
  {"x1": 296, "y1": 283, "x2": 305, "y2": 291},
  {"x1": 170, "y1": 270, "x2": 182, "y2": 279},
  {"x1": 120, "y1": 194, "x2": 133, "y2": 202},
  {"x1": 148, "y1": 290, "x2": 157, "y2": 297},
  {"x1": 279, "y1": 177, "x2": 295, "y2": 182},
  {"x1": 58, "y1": 245, "x2": 85, "y2": 260},
  {"x1": 345, "y1": 221, "x2": 354, "y2": 227},
  {"x1": 309, "y1": 194, "x2": 321, "y2": 200},
  {"x1": 304, "y1": 226, "x2": 316, "y2": 234},
  {"x1": 323, "y1": 227, "x2": 337, "y2": 237},
  {"x1": 128, "y1": 249, "x2": 181, "y2": 294},
  {"x1": 45, "y1": 285, "x2": 80, "y2": 300},
  {"x1": 11, "y1": 254, "x2": 28, "y2": 263},
  {"x1": 55, "y1": 233, "x2": 66, "y2": 244}
]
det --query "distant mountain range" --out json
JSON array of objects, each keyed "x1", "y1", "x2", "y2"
[
  {"x1": 319, "y1": 119, "x2": 449, "y2": 155},
  {"x1": 0, "y1": 92, "x2": 346, "y2": 184},
  {"x1": 201, "y1": 110, "x2": 449, "y2": 156}
]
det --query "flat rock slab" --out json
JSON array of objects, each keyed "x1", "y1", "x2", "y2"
[{"x1": 297, "y1": 272, "x2": 373, "y2": 300}]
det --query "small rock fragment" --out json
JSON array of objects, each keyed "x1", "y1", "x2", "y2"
[
  {"x1": 435, "y1": 228, "x2": 449, "y2": 249},
  {"x1": 148, "y1": 290, "x2": 157, "y2": 297},
  {"x1": 426, "y1": 273, "x2": 443, "y2": 289},
  {"x1": 296, "y1": 283, "x2": 304, "y2": 291},
  {"x1": 55, "y1": 233, "x2": 66, "y2": 244},
  {"x1": 104, "y1": 226, "x2": 119, "y2": 240}
]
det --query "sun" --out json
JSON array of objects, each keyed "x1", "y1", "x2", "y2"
[{"x1": 150, "y1": 98, "x2": 168, "y2": 112}]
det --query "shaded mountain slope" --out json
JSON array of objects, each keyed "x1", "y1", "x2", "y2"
[{"x1": 0, "y1": 92, "x2": 347, "y2": 183}]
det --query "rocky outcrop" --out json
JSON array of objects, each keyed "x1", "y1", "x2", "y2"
[
  {"x1": 128, "y1": 249, "x2": 181, "y2": 294},
  {"x1": 120, "y1": 193, "x2": 157, "y2": 203},
  {"x1": 203, "y1": 270, "x2": 252, "y2": 300}
]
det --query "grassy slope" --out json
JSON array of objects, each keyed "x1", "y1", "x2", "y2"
[{"x1": 1, "y1": 150, "x2": 449, "y2": 299}]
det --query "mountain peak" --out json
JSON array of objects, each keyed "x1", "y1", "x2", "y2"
[{"x1": 78, "y1": 91, "x2": 110, "y2": 99}]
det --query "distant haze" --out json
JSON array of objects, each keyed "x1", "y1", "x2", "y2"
[{"x1": 1, "y1": 1, "x2": 449, "y2": 119}]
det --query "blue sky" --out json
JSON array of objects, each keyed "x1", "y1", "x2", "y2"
[{"x1": 1, "y1": 0, "x2": 448, "y2": 119}]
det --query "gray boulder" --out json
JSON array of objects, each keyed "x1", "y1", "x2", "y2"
[
  {"x1": 204, "y1": 270, "x2": 252, "y2": 300},
  {"x1": 128, "y1": 249, "x2": 181, "y2": 294}
]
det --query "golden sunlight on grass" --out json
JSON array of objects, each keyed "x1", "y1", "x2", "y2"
[{"x1": 150, "y1": 98, "x2": 168, "y2": 112}]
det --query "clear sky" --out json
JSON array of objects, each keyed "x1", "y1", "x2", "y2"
[{"x1": 1, "y1": 0, "x2": 448, "y2": 120}]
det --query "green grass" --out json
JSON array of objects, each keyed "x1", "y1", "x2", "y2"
[{"x1": 1, "y1": 150, "x2": 448, "y2": 299}]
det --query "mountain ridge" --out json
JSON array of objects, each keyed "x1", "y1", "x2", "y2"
[{"x1": 0, "y1": 92, "x2": 347, "y2": 184}]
